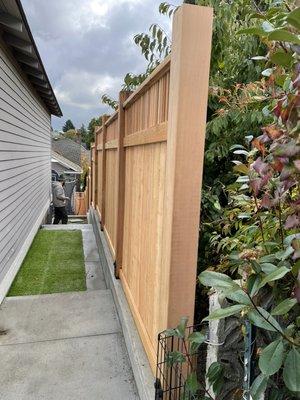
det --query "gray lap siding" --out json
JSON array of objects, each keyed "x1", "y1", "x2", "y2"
[{"x1": 0, "y1": 42, "x2": 51, "y2": 289}]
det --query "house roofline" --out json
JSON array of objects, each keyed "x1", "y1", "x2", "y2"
[
  {"x1": 51, "y1": 150, "x2": 82, "y2": 174},
  {"x1": 0, "y1": 0, "x2": 62, "y2": 116}
]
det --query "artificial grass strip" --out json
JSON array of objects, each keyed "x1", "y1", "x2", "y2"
[{"x1": 8, "y1": 230, "x2": 86, "y2": 296}]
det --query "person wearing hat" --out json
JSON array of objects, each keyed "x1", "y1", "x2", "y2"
[{"x1": 52, "y1": 175, "x2": 69, "y2": 224}]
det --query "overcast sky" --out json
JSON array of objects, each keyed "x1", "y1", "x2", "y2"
[{"x1": 22, "y1": 0, "x2": 181, "y2": 131}]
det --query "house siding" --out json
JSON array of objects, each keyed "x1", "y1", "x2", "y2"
[{"x1": 0, "y1": 42, "x2": 51, "y2": 299}]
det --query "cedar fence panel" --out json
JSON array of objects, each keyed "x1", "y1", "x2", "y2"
[{"x1": 89, "y1": 4, "x2": 213, "y2": 372}]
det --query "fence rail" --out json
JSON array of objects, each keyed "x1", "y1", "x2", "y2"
[{"x1": 89, "y1": 4, "x2": 213, "y2": 372}]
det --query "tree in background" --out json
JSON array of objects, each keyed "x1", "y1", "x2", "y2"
[
  {"x1": 78, "y1": 124, "x2": 88, "y2": 148},
  {"x1": 62, "y1": 119, "x2": 75, "y2": 132},
  {"x1": 59, "y1": 119, "x2": 102, "y2": 149},
  {"x1": 62, "y1": 128, "x2": 80, "y2": 142},
  {"x1": 85, "y1": 117, "x2": 102, "y2": 149}
]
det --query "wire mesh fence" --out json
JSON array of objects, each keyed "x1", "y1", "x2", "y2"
[{"x1": 155, "y1": 324, "x2": 205, "y2": 400}]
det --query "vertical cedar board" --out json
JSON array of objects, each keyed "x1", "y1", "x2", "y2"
[{"x1": 161, "y1": 4, "x2": 213, "y2": 329}]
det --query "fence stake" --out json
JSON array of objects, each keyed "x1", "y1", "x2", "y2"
[
  {"x1": 161, "y1": 4, "x2": 213, "y2": 329},
  {"x1": 115, "y1": 90, "x2": 132, "y2": 278}
]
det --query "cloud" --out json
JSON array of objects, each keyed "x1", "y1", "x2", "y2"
[{"x1": 22, "y1": 0, "x2": 181, "y2": 130}]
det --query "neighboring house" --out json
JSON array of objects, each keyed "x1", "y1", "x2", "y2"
[
  {"x1": 0, "y1": 0, "x2": 62, "y2": 302},
  {"x1": 52, "y1": 136, "x2": 90, "y2": 210},
  {"x1": 52, "y1": 136, "x2": 90, "y2": 168},
  {"x1": 51, "y1": 150, "x2": 82, "y2": 181},
  {"x1": 51, "y1": 150, "x2": 82, "y2": 214}
]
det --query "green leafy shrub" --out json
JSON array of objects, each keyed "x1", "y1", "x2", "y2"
[{"x1": 198, "y1": 4, "x2": 300, "y2": 398}]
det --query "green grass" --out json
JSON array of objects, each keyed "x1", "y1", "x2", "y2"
[{"x1": 8, "y1": 230, "x2": 86, "y2": 296}]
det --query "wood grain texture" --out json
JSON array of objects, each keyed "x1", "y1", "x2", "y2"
[
  {"x1": 124, "y1": 122, "x2": 167, "y2": 147},
  {"x1": 161, "y1": 4, "x2": 213, "y2": 330},
  {"x1": 96, "y1": 130, "x2": 103, "y2": 212},
  {"x1": 88, "y1": 4, "x2": 213, "y2": 374},
  {"x1": 123, "y1": 55, "x2": 170, "y2": 109},
  {"x1": 91, "y1": 145, "x2": 96, "y2": 206},
  {"x1": 115, "y1": 91, "x2": 132, "y2": 277},
  {"x1": 121, "y1": 141, "x2": 167, "y2": 371},
  {"x1": 106, "y1": 117, "x2": 118, "y2": 141},
  {"x1": 101, "y1": 115, "x2": 108, "y2": 227},
  {"x1": 103, "y1": 225, "x2": 116, "y2": 260},
  {"x1": 104, "y1": 148, "x2": 117, "y2": 256},
  {"x1": 104, "y1": 110, "x2": 118, "y2": 127},
  {"x1": 105, "y1": 139, "x2": 118, "y2": 149},
  {"x1": 124, "y1": 70, "x2": 170, "y2": 136}
]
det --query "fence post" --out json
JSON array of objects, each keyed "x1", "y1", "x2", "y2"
[
  {"x1": 94, "y1": 127, "x2": 99, "y2": 209},
  {"x1": 100, "y1": 115, "x2": 108, "y2": 229},
  {"x1": 161, "y1": 4, "x2": 213, "y2": 328},
  {"x1": 88, "y1": 166, "x2": 91, "y2": 207},
  {"x1": 91, "y1": 144, "x2": 95, "y2": 206},
  {"x1": 115, "y1": 90, "x2": 132, "y2": 278}
]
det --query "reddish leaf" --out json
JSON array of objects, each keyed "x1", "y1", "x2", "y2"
[
  {"x1": 283, "y1": 178, "x2": 296, "y2": 191},
  {"x1": 285, "y1": 214, "x2": 300, "y2": 229},
  {"x1": 252, "y1": 138, "x2": 266, "y2": 155},
  {"x1": 274, "y1": 101, "x2": 282, "y2": 118},
  {"x1": 249, "y1": 179, "x2": 262, "y2": 196},
  {"x1": 261, "y1": 172, "x2": 272, "y2": 187},
  {"x1": 293, "y1": 74, "x2": 300, "y2": 89},
  {"x1": 281, "y1": 108, "x2": 290, "y2": 123},
  {"x1": 261, "y1": 194, "x2": 273, "y2": 209},
  {"x1": 280, "y1": 165, "x2": 294, "y2": 181},
  {"x1": 249, "y1": 173, "x2": 271, "y2": 196},
  {"x1": 272, "y1": 159, "x2": 284, "y2": 172},
  {"x1": 263, "y1": 125, "x2": 284, "y2": 140},
  {"x1": 274, "y1": 143, "x2": 300, "y2": 157},
  {"x1": 252, "y1": 157, "x2": 269, "y2": 176}
]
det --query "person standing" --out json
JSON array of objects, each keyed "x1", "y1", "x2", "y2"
[{"x1": 52, "y1": 175, "x2": 69, "y2": 224}]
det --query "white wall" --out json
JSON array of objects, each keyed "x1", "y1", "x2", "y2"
[{"x1": 0, "y1": 42, "x2": 51, "y2": 301}]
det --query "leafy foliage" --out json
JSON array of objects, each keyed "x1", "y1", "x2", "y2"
[
  {"x1": 84, "y1": 117, "x2": 102, "y2": 149},
  {"x1": 101, "y1": 94, "x2": 118, "y2": 111},
  {"x1": 163, "y1": 318, "x2": 222, "y2": 400},
  {"x1": 198, "y1": 4, "x2": 300, "y2": 398}
]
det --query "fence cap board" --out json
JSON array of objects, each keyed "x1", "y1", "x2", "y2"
[
  {"x1": 105, "y1": 110, "x2": 118, "y2": 127},
  {"x1": 95, "y1": 125, "x2": 102, "y2": 133},
  {"x1": 123, "y1": 54, "x2": 171, "y2": 110}
]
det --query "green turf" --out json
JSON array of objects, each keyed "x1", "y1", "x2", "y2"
[{"x1": 8, "y1": 230, "x2": 86, "y2": 296}]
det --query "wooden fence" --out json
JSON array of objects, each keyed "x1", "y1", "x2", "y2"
[
  {"x1": 89, "y1": 4, "x2": 213, "y2": 371},
  {"x1": 74, "y1": 192, "x2": 88, "y2": 215}
]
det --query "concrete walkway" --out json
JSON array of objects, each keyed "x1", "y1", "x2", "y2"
[{"x1": 0, "y1": 224, "x2": 139, "y2": 400}]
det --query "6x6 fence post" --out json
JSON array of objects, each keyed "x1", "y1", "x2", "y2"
[
  {"x1": 115, "y1": 90, "x2": 132, "y2": 278},
  {"x1": 94, "y1": 126, "x2": 100, "y2": 209},
  {"x1": 100, "y1": 115, "x2": 108, "y2": 229},
  {"x1": 161, "y1": 4, "x2": 213, "y2": 330}
]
